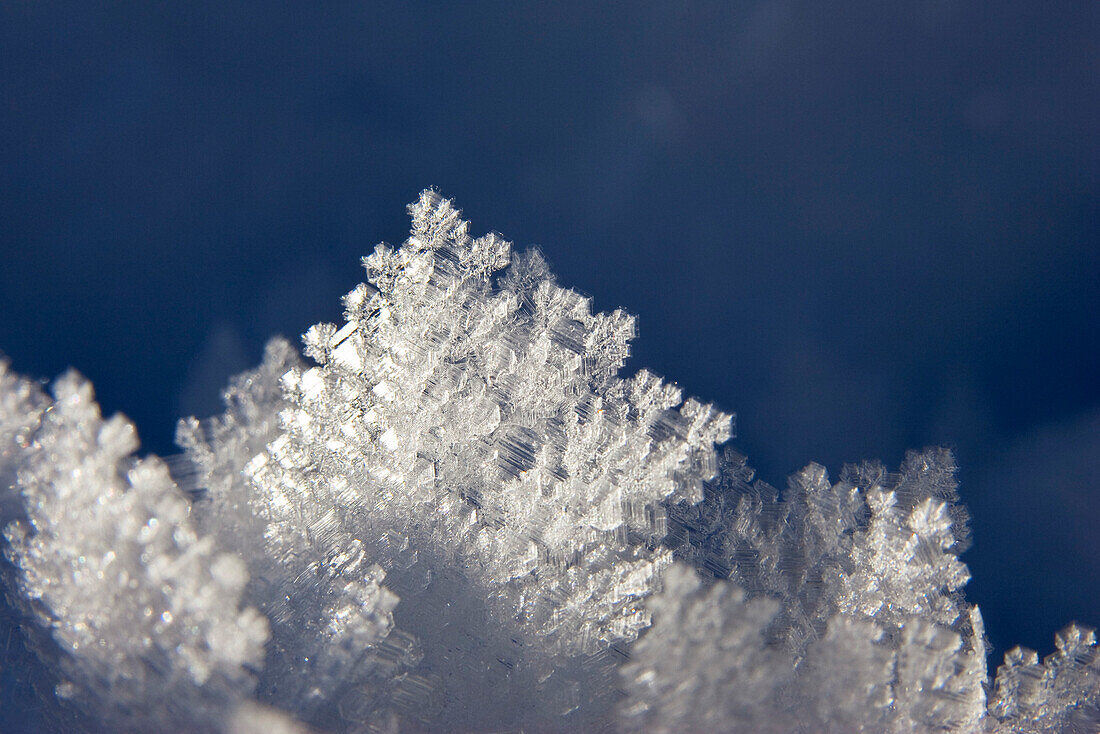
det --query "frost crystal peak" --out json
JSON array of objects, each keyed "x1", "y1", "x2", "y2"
[{"x1": 0, "y1": 191, "x2": 1095, "y2": 734}]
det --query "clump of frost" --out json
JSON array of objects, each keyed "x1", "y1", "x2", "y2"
[
  {"x1": 634, "y1": 448, "x2": 1098, "y2": 732},
  {"x1": 618, "y1": 563, "x2": 793, "y2": 733},
  {"x1": 628, "y1": 450, "x2": 986, "y2": 732},
  {"x1": 178, "y1": 338, "x2": 416, "y2": 730},
  {"x1": 0, "y1": 362, "x2": 268, "y2": 730},
  {"x1": 0, "y1": 190, "x2": 1096, "y2": 734},
  {"x1": 987, "y1": 624, "x2": 1100, "y2": 732},
  {"x1": 197, "y1": 190, "x2": 729, "y2": 730}
]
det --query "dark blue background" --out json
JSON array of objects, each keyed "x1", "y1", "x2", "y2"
[{"x1": 1, "y1": 1, "x2": 1096, "y2": 719}]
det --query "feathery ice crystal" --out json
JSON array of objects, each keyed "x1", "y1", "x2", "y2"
[
  {"x1": 0, "y1": 363, "x2": 268, "y2": 731},
  {"x1": 1, "y1": 191, "x2": 1096, "y2": 732}
]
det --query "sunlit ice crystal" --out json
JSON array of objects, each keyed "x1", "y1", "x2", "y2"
[
  {"x1": 651, "y1": 450, "x2": 987, "y2": 732},
  {"x1": 178, "y1": 338, "x2": 418, "y2": 730},
  {"x1": 224, "y1": 190, "x2": 731, "y2": 729},
  {"x1": 621, "y1": 572, "x2": 988, "y2": 733},
  {"x1": 1, "y1": 190, "x2": 1097, "y2": 733},
  {"x1": 988, "y1": 623, "x2": 1100, "y2": 733},
  {"x1": 0, "y1": 363, "x2": 268, "y2": 730},
  {"x1": 618, "y1": 563, "x2": 794, "y2": 734}
]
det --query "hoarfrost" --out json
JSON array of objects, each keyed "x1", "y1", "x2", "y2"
[
  {"x1": 215, "y1": 190, "x2": 730, "y2": 729},
  {"x1": 634, "y1": 450, "x2": 986, "y2": 732},
  {"x1": 988, "y1": 623, "x2": 1100, "y2": 733},
  {"x1": 0, "y1": 363, "x2": 268, "y2": 730},
  {"x1": 0, "y1": 191, "x2": 1095, "y2": 733}
]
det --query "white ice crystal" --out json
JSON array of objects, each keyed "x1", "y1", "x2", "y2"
[
  {"x1": 177, "y1": 338, "x2": 417, "y2": 730},
  {"x1": 206, "y1": 190, "x2": 730, "y2": 729},
  {"x1": 631, "y1": 450, "x2": 987, "y2": 732},
  {"x1": 0, "y1": 190, "x2": 1096, "y2": 733},
  {"x1": 0, "y1": 362, "x2": 268, "y2": 730},
  {"x1": 988, "y1": 624, "x2": 1100, "y2": 732},
  {"x1": 618, "y1": 563, "x2": 793, "y2": 733}
]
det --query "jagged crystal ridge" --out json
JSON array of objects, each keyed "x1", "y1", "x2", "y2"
[
  {"x1": 0, "y1": 190, "x2": 1095, "y2": 734},
  {"x1": 216, "y1": 190, "x2": 730, "y2": 728},
  {"x1": 0, "y1": 363, "x2": 268, "y2": 730},
  {"x1": 630, "y1": 450, "x2": 987, "y2": 732}
]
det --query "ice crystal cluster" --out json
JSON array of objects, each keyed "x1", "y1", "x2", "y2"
[
  {"x1": 1, "y1": 191, "x2": 1097, "y2": 732},
  {"x1": 0, "y1": 363, "x2": 268, "y2": 731}
]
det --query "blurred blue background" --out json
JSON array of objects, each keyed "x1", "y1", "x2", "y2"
[{"x1": 1, "y1": 2, "x2": 1096, "y2": 724}]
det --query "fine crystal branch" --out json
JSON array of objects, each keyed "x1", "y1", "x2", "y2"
[
  {"x1": 0, "y1": 190, "x2": 1096, "y2": 733},
  {"x1": 0, "y1": 365, "x2": 269, "y2": 731}
]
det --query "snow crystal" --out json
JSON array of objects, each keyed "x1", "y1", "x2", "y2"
[
  {"x1": 0, "y1": 191, "x2": 1095, "y2": 733},
  {"x1": 212, "y1": 190, "x2": 730, "y2": 729},
  {"x1": 0, "y1": 365, "x2": 267, "y2": 730}
]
